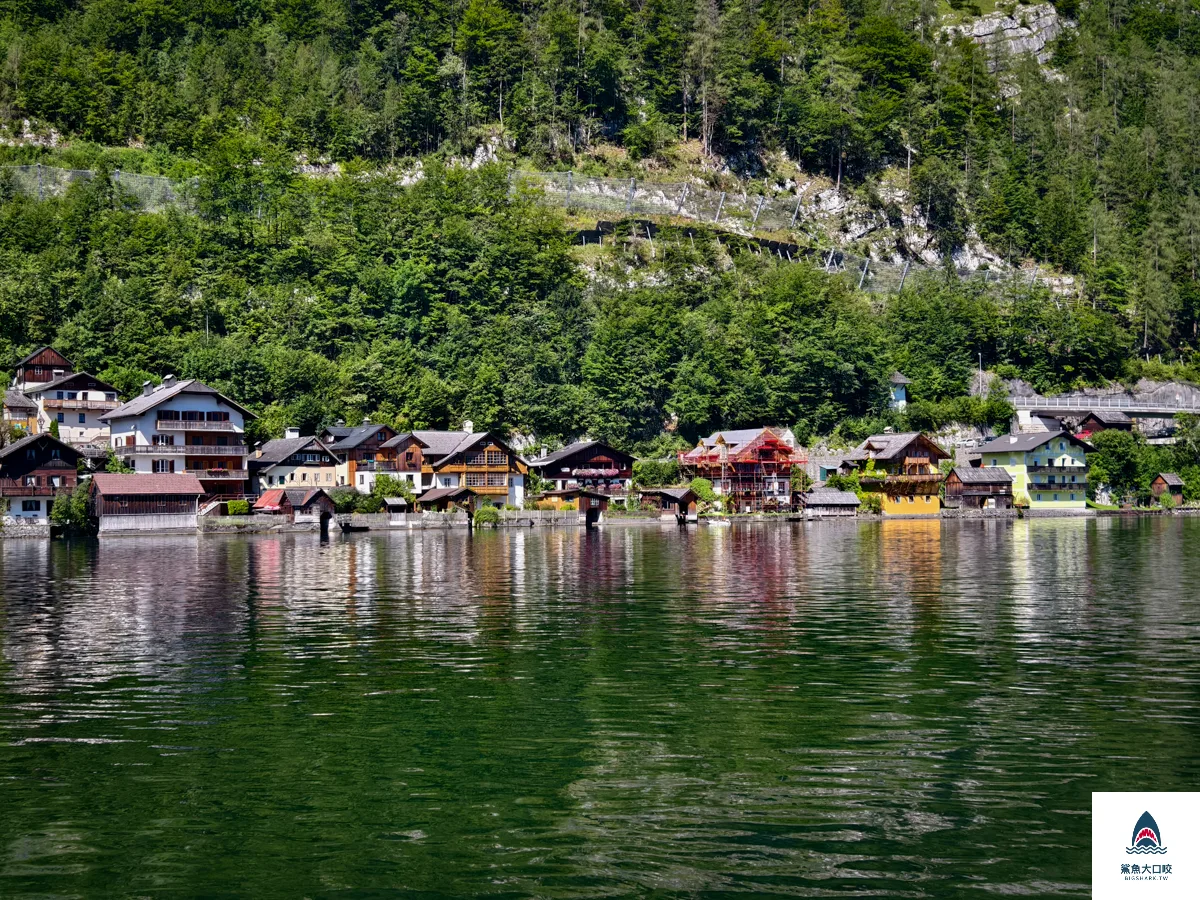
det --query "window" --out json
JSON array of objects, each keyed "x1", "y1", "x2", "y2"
[
  {"x1": 486, "y1": 450, "x2": 506, "y2": 466},
  {"x1": 301, "y1": 472, "x2": 307, "y2": 482},
  {"x1": 191, "y1": 436, "x2": 204, "y2": 445},
  {"x1": 22, "y1": 500, "x2": 40, "y2": 512},
  {"x1": 206, "y1": 411, "x2": 229, "y2": 422},
  {"x1": 466, "y1": 452, "x2": 486, "y2": 466},
  {"x1": 50, "y1": 476, "x2": 61, "y2": 488},
  {"x1": 23, "y1": 476, "x2": 36, "y2": 486},
  {"x1": 487, "y1": 473, "x2": 507, "y2": 487},
  {"x1": 1059, "y1": 442, "x2": 1065, "y2": 450},
  {"x1": 55, "y1": 391, "x2": 64, "y2": 400},
  {"x1": 78, "y1": 414, "x2": 85, "y2": 424},
  {"x1": 1053, "y1": 493, "x2": 1059, "y2": 501},
  {"x1": 105, "y1": 393, "x2": 116, "y2": 402},
  {"x1": 157, "y1": 409, "x2": 180, "y2": 420},
  {"x1": 56, "y1": 412, "x2": 64, "y2": 423},
  {"x1": 1070, "y1": 493, "x2": 1076, "y2": 501},
  {"x1": 216, "y1": 436, "x2": 228, "y2": 446},
  {"x1": 1036, "y1": 493, "x2": 1043, "y2": 502},
  {"x1": 466, "y1": 472, "x2": 487, "y2": 487},
  {"x1": 377, "y1": 431, "x2": 385, "y2": 441},
  {"x1": 152, "y1": 434, "x2": 175, "y2": 446},
  {"x1": 1071, "y1": 476, "x2": 1077, "y2": 483},
  {"x1": 67, "y1": 392, "x2": 77, "y2": 400},
  {"x1": 152, "y1": 459, "x2": 175, "y2": 473},
  {"x1": 358, "y1": 474, "x2": 364, "y2": 485}
]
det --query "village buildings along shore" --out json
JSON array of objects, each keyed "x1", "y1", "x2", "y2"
[{"x1": 0, "y1": 352, "x2": 1190, "y2": 533}]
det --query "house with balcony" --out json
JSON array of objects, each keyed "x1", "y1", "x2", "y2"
[
  {"x1": 3, "y1": 389, "x2": 37, "y2": 434},
  {"x1": 528, "y1": 440, "x2": 635, "y2": 495},
  {"x1": 24, "y1": 372, "x2": 121, "y2": 445},
  {"x1": 393, "y1": 429, "x2": 527, "y2": 507},
  {"x1": 978, "y1": 431, "x2": 1091, "y2": 509},
  {"x1": 842, "y1": 432, "x2": 949, "y2": 516},
  {"x1": 678, "y1": 427, "x2": 803, "y2": 513},
  {"x1": 101, "y1": 376, "x2": 254, "y2": 497},
  {"x1": 12, "y1": 346, "x2": 74, "y2": 391},
  {"x1": 327, "y1": 422, "x2": 399, "y2": 492},
  {"x1": 0, "y1": 433, "x2": 81, "y2": 522},
  {"x1": 249, "y1": 429, "x2": 341, "y2": 493}
]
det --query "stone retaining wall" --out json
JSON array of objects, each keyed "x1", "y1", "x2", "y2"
[{"x1": 0, "y1": 517, "x2": 51, "y2": 538}]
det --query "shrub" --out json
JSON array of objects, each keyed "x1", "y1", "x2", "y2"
[
  {"x1": 356, "y1": 494, "x2": 383, "y2": 513},
  {"x1": 1160, "y1": 493, "x2": 1176, "y2": 510},
  {"x1": 858, "y1": 493, "x2": 883, "y2": 514},
  {"x1": 689, "y1": 477, "x2": 717, "y2": 504},
  {"x1": 474, "y1": 505, "x2": 501, "y2": 526},
  {"x1": 227, "y1": 499, "x2": 250, "y2": 516},
  {"x1": 561, "y1": 501, "x2": 577, "y2": 511}
]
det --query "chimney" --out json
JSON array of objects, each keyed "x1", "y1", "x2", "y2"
[
  {"x1": 162, "y1": 374, "x2": 176, "y2": 390},
  {"x1": 255, "y1": 441, "x2": 263, "y2": 459},
  {"x1": 362, "y1": 415, "x2": 371, "y2": 426},
  {"x1": 335, "y1": 419, "x2": 345, "y2": 428},
  {"x1": 462, "y1": 419, "x2": 474, "y2": 433},
  {"x1": 284, "y1": 426, "x2": 300, "y2": 439},
  {"x1": 142, "y1": 380, "x2": 153, "y2": 396}
]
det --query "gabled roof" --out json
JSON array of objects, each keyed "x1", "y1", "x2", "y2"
[
  {"x1": 328, "y1": 423, "x2": 395, "y2": 451},
  {"x1": 3, "y1": 389, "x2": 37, "y2": 413},
  {"x1": 801, "y1": 489, "x2": 861, "y2": 506},
  {"x1": 979, "y1": 431, "x2": 1091, "y2": 455},
  {"x1": 641, "y1": 487, "x2": 698, "y2": 503},
  {"x1": 381, "y1": 432, "x2": 430, "y2": 450},
  {"x1": 850, "y1": 432, "x2": 949, "y2": 462},
  {"x1": 411, "y1": 430, "x2": 481, "y2": 459},
  {"x1": 101, "y1": 379, "x2": 254, "y2": 422},
  {"x1": 530, "y1": 440, "x2": 634, "y2": 469},
  {"x1": 951, "y1": 466, "x2": 1012, "y2": 485},
  {"x1": 429, "y1": 432, "x2": 523, "y2": 470},
  {"x1": 1155, "y1": 472, "x2": 1185, "y2": 487},
  {"x1": 889, "y1": 371, "x2": 912, "y2": 385},
  {"x1": 416, "y1": 485, "x2": 475, "y2": 504},
  {"x1": 23, "y1": 371, "x2": 119, "y2": 396},
  {"x1": 1083, "y1": 408, "x2": 1132, "y2": 426},
  {"x1": 251, "y1": 436, "x2": 337, "y2": 468},
  {"x1": 91, "y1": 473, "x2": 205, "y2": 495},
  {"x1": 254, "y1": 489, "x2": 288, "y2": 511},
  {"x1": 320, "y1": 426, "x2": 355, "y2": 440},
  {"x1": 0, "y1": 431, "x2": 81, "y2": 462},
  {"x1": 680, "y1": 427, "x2": 800, "y2": 464},
  {"x1": 14, "y1": 345, "x2": 72, "y2": 368},
  {"x1": 284, "y1": 488, "x2": 331, "y2": 508}
]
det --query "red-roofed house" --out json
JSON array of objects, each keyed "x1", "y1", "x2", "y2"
[{"x1": 678, "y1": 427, "x2": 804, "y2": 513}]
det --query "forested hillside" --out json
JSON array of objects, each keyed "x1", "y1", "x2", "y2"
[{"x1": 1, "y1": 0, "x2": 1199, "y2": 447}]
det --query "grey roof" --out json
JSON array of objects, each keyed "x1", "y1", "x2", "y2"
[
  {"x1": 102, "y1": 379, "x2": 254, "y2": 421},
  {"x1": 889, "y1": 371, "x2": 912, "y2": 384},
  {"x1": 381, "y1": 432, "x2": 428, "y2": 450},
  {"x1": 329, "y1": 423, "x2": 393, "y2": 451},
  {"x1": 321, "y1": 426, "x2": 354, "y2": 440},
  {"x1": 0, "y1": 431, "x2": 81, "y2": 461},
  {"x1": 951, "y1": 466, "x2": 1012, "y2": 485},
  {"x1": 1156, "y1": 472, "x2": 1185, "y2": 487},
  {"x1": 251, "y1": 436, "x2": 337, "y2": 469},
  {"x1": 802, "y1": 489, "x2": 860, "y2": 506},
  {"x1": 641, "y1": 487, "x2": 697, "y2": 502},
  {"x1": 3, "y1": 389, "x2": 36, "y2": 413},
  {"x1": 417, "y1": 485, "x2": 474, "y2": 504},
  {"x1": 1084, "y1": 409, "x2": 1132, "y2": 425},
  {"x1": 701, "y1": 428, "x2": 778, "y2": 449},
  {"x1": 23, "y1": 371, "x2": 119, "y2": 396},
  {"x1": 409, "y1": 429, "x2": 483, "y2": 460},
  {"x1": 283, "y1": 488, "x2": 332, "y2": 508},
  {"x1": 850, "y1": 432, "x2": 948, "y2": 462},
  {"x1": 979, "y1": 430, "x2": 1091, "y2": 454},
  {"x1": 531, "y1": 439, "x2": 635, "y2": 469},
  {"x1": 383, "y1": 496, "x2": 408, "y2": 508}
]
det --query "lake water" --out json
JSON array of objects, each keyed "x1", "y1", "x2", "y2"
[{"x1": 1, "y1": 519, "x2": 1198, "y2": 897}]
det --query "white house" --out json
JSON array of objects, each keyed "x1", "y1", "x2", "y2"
[
  {"x1": 101, "y1": 376, "x2": 255, "y2": 498},
  {"x1": 24, "y1": 372, "x2": 121, "y2": 445}
]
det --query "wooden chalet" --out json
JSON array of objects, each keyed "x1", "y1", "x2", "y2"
[
  {"x1": 843, "y1": 432, "x2": 949, "y2": 516},
  {"x1": 13, "y1": 346, "x2": 73, "y2": 390},
  {"x1": 944, "y1": 466, "x2": 1013, "y2": 510},
  {"x1": 677, "y1": 427, "x2": 803, "y2": 513},
  {"x1": 399, "y1": 429, "x2": 529, "y2": 507},
  {"x1": 1151, "y1": 473, "x2": 1184, "y2": 502},
  {"x1": 3, "y1": 389, "x2": 38, "y2": 434},
  {"x1": 1078, "y1": 409, "x2": 1133, "y2": 437},
  {"x1": 0, "y1": 433, "x2": 81, "y2": 522},
  {"x1": 89, "y1": 473, "x2": 205, "y2": 534},
  {"x1": 326, "y1": 421, "x2": 398, "y2": 492},
  {"x1": 529, "y1": 440, "x2": 634, "y2": 494}
]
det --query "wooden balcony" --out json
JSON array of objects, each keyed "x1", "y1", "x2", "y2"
[
  {"x1": 155, "y1": 420, "x2": 240, "y2": 432},
  {"x1": 42, "y1": 398, "x2": 120, "y2": 410},
  {"x1": 185, "y1": 469, "x2": 249, "y2": 480},
  {"x1": 120, "y1": 444, "x2": 248, "y2": 456},
  {"x1": 1026, "y1": 464, "x2": 1086, "y2": 474},
  {"x1": 861, "y1": 472, "x2": 943, "y2": 484}
]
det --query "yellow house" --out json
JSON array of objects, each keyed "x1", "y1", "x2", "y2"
[
  {"x1": 844, "y1": 432, "x2": 949, "y2": 516},
  {"x1": 978, "y1": 431, "x2": 1091, "y2": 509}
]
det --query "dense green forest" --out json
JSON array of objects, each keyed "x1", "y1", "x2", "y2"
[{"x1": 1, "y1": 0, "x2": 1200, "y2": 448}]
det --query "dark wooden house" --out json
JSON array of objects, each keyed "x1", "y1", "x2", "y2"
[
  {"x1": 0, "y1": 433, "x2": 81, "y2": 522},
  {"x1": 13, "y1": 346, "x2": 74, "y2": 390},
  {"x1": 639, "y1": 487, "x2": 699, "y2": 523},
  {"x1": 89, "y1": 473, "x2": 205, "y2": 534},
  {"x1": 944, "y1": 466, "x2": 1014, "y2": 510},
  {"x1": 1151, "y1": 473, "x2": 1184, "y2": 503},
  {"x1": 529, "y1": 440, "x2": 635, "y2": 494},
  {"x1": 1078, "y1": 409, "x2": 1133, "y2": 437}
]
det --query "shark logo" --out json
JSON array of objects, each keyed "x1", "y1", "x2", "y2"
[{"x1": 1127, "y1": 811, "x2": 1168, "y2": 855}]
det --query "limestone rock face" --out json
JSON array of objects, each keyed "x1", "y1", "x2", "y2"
[{"x1": 943, "y1": 4, "x2": 1067, "y2": 72}]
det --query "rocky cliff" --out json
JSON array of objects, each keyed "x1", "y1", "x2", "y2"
[{"x1": 943, "y1": 4, "x2": 1067, "y2": 73}]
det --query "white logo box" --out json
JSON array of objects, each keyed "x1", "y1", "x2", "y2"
[{"x1": 1093, "y1": 792, "x2": 1200, "y2": 899}]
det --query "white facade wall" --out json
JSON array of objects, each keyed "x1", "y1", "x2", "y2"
[
  {"x1": 98, "y1": 513, "x2": 198, "y2": 534},
  {"x1": 34, "y1": 385, "x2": 117, "y2": 444},
  {"x1": 109, "y1": 393, "x2": 246, "y2": 477},
  {"x1": 4, "y1": 493, "x2": 59, "y2": 522}
]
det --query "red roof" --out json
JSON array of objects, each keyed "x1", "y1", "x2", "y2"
[
  {"x1": 91, "y1": 473, "x2": 205, "y2": 495},
  {"x1": 253, "y1": 489, "x2": 288, "y2": 511}
]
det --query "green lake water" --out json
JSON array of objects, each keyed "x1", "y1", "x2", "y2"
[{"x1": 1, "y1": 518, "x2": 1198, "y2": 897}]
